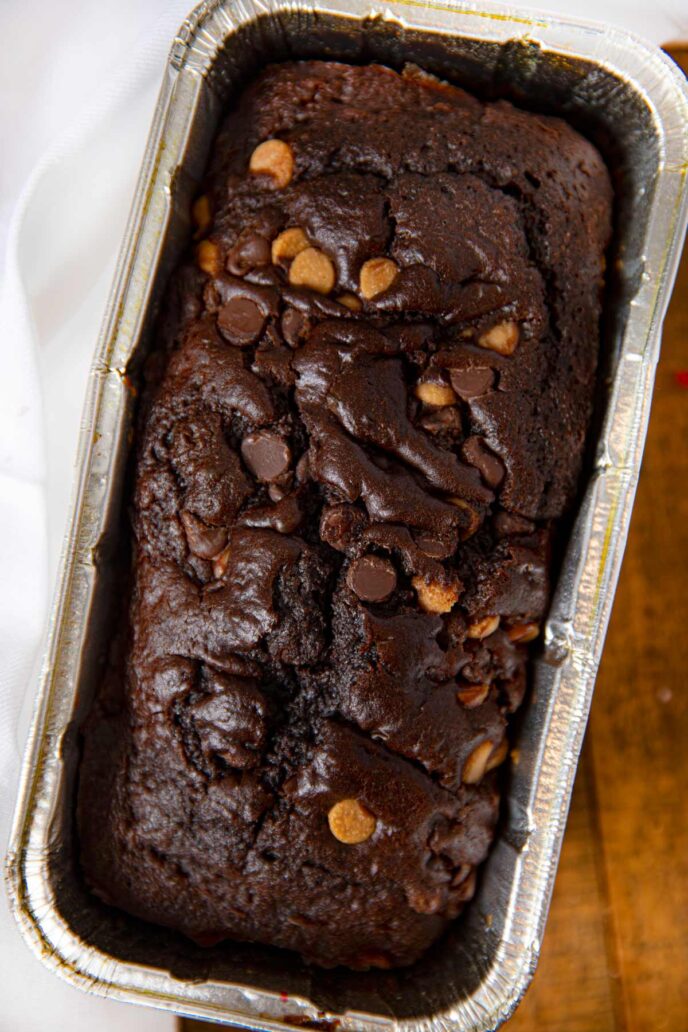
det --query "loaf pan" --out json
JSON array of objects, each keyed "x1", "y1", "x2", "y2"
[{"x1": 6, "y1": 1, "x2": 688, "y2": 1029}]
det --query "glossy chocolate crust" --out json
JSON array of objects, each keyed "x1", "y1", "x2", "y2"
[{"x1": 78, "y1": 62, "x2": 612, "y2": 969}]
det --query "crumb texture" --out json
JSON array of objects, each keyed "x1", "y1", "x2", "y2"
[{"x1": 78, "y1": 62, "x2": 612, "y2": 969}]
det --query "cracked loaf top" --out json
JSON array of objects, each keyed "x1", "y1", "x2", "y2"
[{"x1": 78, "y1": 62, "x2": 612, "y2": 969}]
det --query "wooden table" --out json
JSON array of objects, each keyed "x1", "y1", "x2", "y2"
[
  {"x1": 181, "y1": 47, "x2": 688, "y2": 1032},
  {"x1": 506, "y1": 45, "x2": 688, "y2": 1031}
]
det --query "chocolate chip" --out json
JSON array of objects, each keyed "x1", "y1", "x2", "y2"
[
  {"x1": 268, "y1": 469, "x2": 294, "y2": 496},
  {"x1": 420, "y1": 407, "x2": 462, "y2": 434},
  {"x1": 346, "y1": 555, "x2": 397, "y2": 602},
  {"x1": 415, "y1": 534, "x2": 455, "y2": 560},
  {"x1": 281, "y1": 307, "x2": 308, "y2": 348},
  {"x1": 449, "y1": 366, "x2": 495, "y2": 399},
  {"x1": 371, "y1": 452, "x2": 393, "y2": 471},
  {"x1": 462, "y1": 436, "x2": 505, "y2": 488},
  {"x1": 240, "y1": 494, "x2": 303, "y2": 534},
  {"x1": 253, "y1": 207, "x2": 283, "y2": 239},
  {"x1": 217, "y1": 296, "x2": 266, "y2": 346},
  {"x1": 268, "y1": 483, "x2": 287, "y2": 502},
  {"x1": 252, "y1": 342, "x2": 295, "y2": 387},
  {"x1": 180, "y1": 510, "x2": 228, "y2": 559},
  {"x1": 271, "y1": 495, "x2": 303, "y2": 534},
  {"x1": 493, "y1": 511, "x2": 535, "y2": 537},
  {"x1": 240, "y1": 431, "x2": 291, "y2": 481},
  {"x1": 501, "y1": 668, "x2": 527, "y2": 713},
  {"x1": 295, "y1": 452, "x2": 310, "y2": 483},
  {"x1": 389, "y1": 323, "x2": 434, "y2": 352},
  {"x1": 320, "y1": 505, "x2": 365, "y2": 552},
  {"x1": 226, "y1": 232, "x2": 271, "y2": 276}
]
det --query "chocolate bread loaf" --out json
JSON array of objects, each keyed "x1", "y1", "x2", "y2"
[{"x1": 78, "y1": 61, "x2": 612, "y2": 969}]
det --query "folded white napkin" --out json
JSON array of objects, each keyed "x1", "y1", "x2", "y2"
[{"x1": 0, "y1": 1, "x2": 684, "y2": 1029}]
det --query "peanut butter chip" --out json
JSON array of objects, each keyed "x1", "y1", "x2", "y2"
[
  {"x1": 456, "y1": 683, "x2": 490, "y2": 708},
  {"x1": 248, "y1": 139, "x2": 294, "y2": 189},
  {"x1": 334, "y1": 291, "x2": 361, "y2": 309},
  {"x1": 507, "y1": 622, "x2": 540, "y2": 643},
  {"x1": 466, "y1": 614, "x2": 500, "y2": 639},
  {"x1": 212, "y1": 545, "x2": 231, "y2": 580},
  {"x1": 414, "y1": 381, "x2": 457, "y2": 407},
  {"x1": 337, "y1": 292, "x2": 363, "y2": 311},
  {"x1": 288, "y1": 247, "x2": 335, "y2": 294},
  {"x1": 412, "y1": 575, "x2": 460, "y2": 614},
  {"x1": 478, "y1": 320, "x2": 519, "y2": 355},
  {"x1": 462, "y1": 740, "x2": 494, "y2": 784},
  {"x1": 191, "y1": 194, "x2": 212, "y2": 237},
  {"x1": 196, "y1": 239, "x2": 221, "y2": 277},
  {"x1": 485, "y1": 738, "x2": 509, "y2": 772},
  {"x1": 359, "y1": 258, "x2": 399, "y2": 299},
  {"x1": 328, "y1": 799, "x2": 376, "y2": 844},
  {"x1": 271, "y1": 227, "x2": 310, "y2": 264},
  {"x1": 449, "y1": 497, "x2": 481, "y2": 540}
]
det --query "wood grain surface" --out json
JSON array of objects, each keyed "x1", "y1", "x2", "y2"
[
  {"x1": 507, "y1": 46, "x2": 688, "y2": 1031},
  {"x1": 180, "y1": 47, "x2": 688, "y2": 1032}
]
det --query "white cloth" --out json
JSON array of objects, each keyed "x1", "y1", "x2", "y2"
[
  {"x1": 1, "y1": 3, "x2": 191, "y2": 1028},
  {"x1": 0, "y1": 1, "x2": 685, "y2": 1029}
]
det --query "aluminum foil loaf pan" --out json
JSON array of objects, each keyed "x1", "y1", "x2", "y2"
[{"x1": 6, "y1": 1, "x2": 688, "y2": 1029}]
